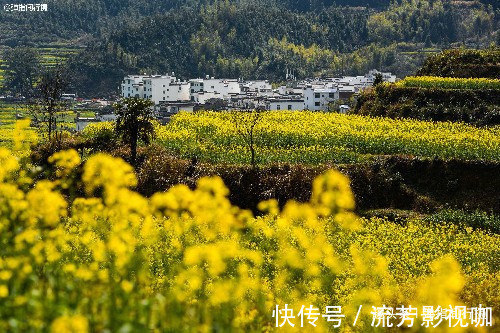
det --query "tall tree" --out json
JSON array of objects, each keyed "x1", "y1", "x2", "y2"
[
  {"x1": 373, "y1": 73, "x2": 383, "y2": 86},
  {"x1": 28, "y1": 66, "x2": 69, "y2": 141},
  {"x1": 3, "y1": 47, "x2": 41, "y2": 98},
  {"x1": 114, "y1": 97, "x2": 155, "y2": 166}
]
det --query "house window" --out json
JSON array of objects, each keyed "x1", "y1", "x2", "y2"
[
  {"x1": 163, "y1": 85, "x2": 165, "y2": 87},
  {"x1": 163, "y1": 91, "x2": 165, "y2": 94},
  {"x1": 288, "y1": 105, "x2": 292, "y2": 110},
  {"x1": 329, "y1": 93, "x2": 335, "y2": 98},
  {"x1": 191, "y1": 89, "x2": 195, "y2": 93},
  {"x1": 277, "y1": 105, "x2": 281, "y2": 110},
  {"x1": 315, "y1": 102, "x2": 320, "y2": 106},
  {"x1": 315, "y1": 93, "x2": 320, "y2": 99},
  {"x1": 163, "y1": 97, "x2": 165, "y2": 100},
  {"x1": 144, "y1": 94, "x2": 146, "y2": 98}
]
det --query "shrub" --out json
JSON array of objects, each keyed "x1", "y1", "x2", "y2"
[
  {"x1": 353, "y1": 84, "x2": 500, "y2": 126},
  {"x1": 425, "y1": 209, "x2": 500, "y2": 234},
  {"x1": 417, "y1": 48, "x2": 500, "y2": 79}
]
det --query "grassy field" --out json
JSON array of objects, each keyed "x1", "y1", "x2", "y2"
[{"x1": 155, "y1": 111, "x2": 500, "y2": 165}]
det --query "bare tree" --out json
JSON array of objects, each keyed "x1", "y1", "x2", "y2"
[
  {"x1": 28, "y1": 66, "x2": 69, "y2": 142},
  {"x1": 230, "y1": 110, "x2": 263, "y2": 168}
]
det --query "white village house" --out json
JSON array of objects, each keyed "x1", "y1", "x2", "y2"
[
  {"x1": 121, "y1": 74, "x2": 190, "y2": 104},
  {"x1": 98, "y1": 69, "x2": 399, "y2": 130},
  {"x1": 72, "y1": 69, "x2": 398, "y2": 131}
]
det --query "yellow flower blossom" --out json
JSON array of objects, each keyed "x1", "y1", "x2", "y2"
[
  {"x1": 25, "y1": 180, "x2": 67, "y2": 227},
  {"x1": 0, "y1": 148, "x2": 495, "y2": 331},
  {"x1": 48, "y1": 149, "x2": 81, "y2": 178},
  {"x1": 0, "y1": 285, "x2": 8, "y2": 298},
  {"x1": 0, "y1": 148, "x2": 19, "y2": 182},
  {"x1": 50, "y1": 315, "x2": 88, "y2": 333}
]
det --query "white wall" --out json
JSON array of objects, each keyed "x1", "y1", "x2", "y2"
[
  {"x1": 190, "y1": 79, "x2": 204, "y2": 94},
  {"x1": 304, "y1": 87, "x2": 337, "y2": 111},
  {"x1": 268, "y1": 100, "x2": 305, "y2": 111},
  {"x1": 121, "y1": 75, "x2": 148, "y2": 98},
  {"x1": 203, "y1": 79, "x2": 241, "y2": 98},
  {"x1": 192, "y1": 91, "x2": 223, "y2": 104},
  {"x1": 121, "y1": 75, "x2": 190, "y2": 104},
  {"x1": 243, "y1": 80, "x2": 272, "y2": 92}
]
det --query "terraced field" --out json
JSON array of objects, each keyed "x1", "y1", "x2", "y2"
[
  {"x1": 155, "y1": 111, "x2": 500, "y2": 165},
  {"x1": 0, "y1": 59, "x2": 5, "y2": 90},
  {"x1": 38, "y1": 45, "x2": 82, "y2": 68},
  {"x1": 0, "y1": 103, "x2": 36, "y2": 150},
  {"x1": 0, "y1": 44, "x2": 83, "y2": 90},
  {"x1": 396, "y1": 76, "x2": 500, "y2": 90},
  {"x1": 0, "y1": 101, "x2": 96, "y2": 149}
]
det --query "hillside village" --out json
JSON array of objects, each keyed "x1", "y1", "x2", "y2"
[{"x1": 76, "y1": 69, "x2": 396, "y2": 130}]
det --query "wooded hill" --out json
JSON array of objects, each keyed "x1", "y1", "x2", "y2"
[{"x1": 0, "y1": 0, "x2": 498, "y2": 96}]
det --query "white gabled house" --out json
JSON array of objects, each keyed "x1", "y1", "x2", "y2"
[
  {"x1": 202, "y1": 78, "x2": 241, "y2": 99},
  {"x1": 121, "y1": 75, "x2": 190, "y2": 104},
  {"x1": 118, "y1": 69, "x2": 397, "y2": 113},
  {"x1": 304, "y1": 86, "x2": 337, "y2": 111}
]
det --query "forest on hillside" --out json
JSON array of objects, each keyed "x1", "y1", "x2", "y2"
[{"x1": 0, "y1": 0, "x2": 498, "y2": 96}]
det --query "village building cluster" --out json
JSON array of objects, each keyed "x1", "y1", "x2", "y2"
[
  {"x1": 76, "y1": 70, "x2": 396, "y2": 130},
  {"x1": 121, "y1": 70, "x2": 396, "y2": 113}
]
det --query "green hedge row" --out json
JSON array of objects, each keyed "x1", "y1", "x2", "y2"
[
  {"x1": 353, "y1": 84, "x2": 500, "y2": 126},
  {"x1": 133, "y1": 146, "x2": 500, "y2": 216},
  {"x1": 417, "y1": 48, "x2": 500, "y2": 79}
]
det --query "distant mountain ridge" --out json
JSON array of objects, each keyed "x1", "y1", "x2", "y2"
[{"x1": 0, "y1": 0, "x2": 497, "y2": 46}]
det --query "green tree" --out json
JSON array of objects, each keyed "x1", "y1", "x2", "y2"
[
  {"x1": 373, "y1": 73, "x2": 383, "y2": 86},
  {"x1": 3, "y1": 47, "x2": 41, "y2": 97},
  {"x1": 114, "y1": 97, "x2": 155, "y2": 166}
]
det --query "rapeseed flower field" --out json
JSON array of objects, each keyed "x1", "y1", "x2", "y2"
[
  {"x1": 0, "y1": 146, "x2": 497, "y2": 331},
  {"x1": 154, "y1": 111, "x2": 500, "y2": 164},
  {"x1": 395, "y1": 76, "x2": 500, "y2": 90}
]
